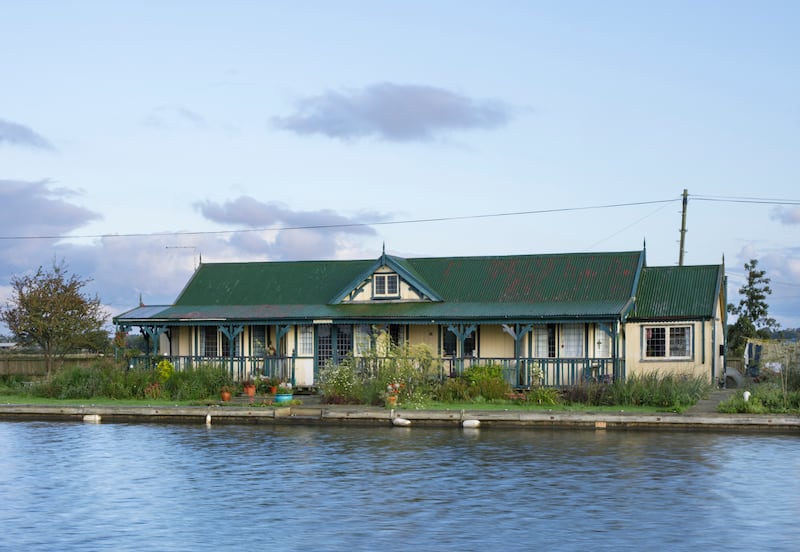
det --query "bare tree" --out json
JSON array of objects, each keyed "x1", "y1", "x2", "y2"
[{"x1": 1, "y1": 261, "x2": 108, "y2": 375}]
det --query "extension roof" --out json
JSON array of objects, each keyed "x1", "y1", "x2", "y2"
[
  {"x1": 111, "y1": 249, "x2": 718, "y2": 327},
  {"x1": 629, "y1": 264, "x2": 724, "y2": 321}
]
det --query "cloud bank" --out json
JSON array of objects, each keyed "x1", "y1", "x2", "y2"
[
  {"x1": 272, "y1": 82, "x2": 512, "y2": 142},
  {"x1": 0, "y1": 119, "x2": 54, "y2": 150},
  {"x1": 195, "y1": 196, "x2": 385, "y2": 259},
  {"x1": 0, "y1": 179, "x2": 100, "y2": 237}
]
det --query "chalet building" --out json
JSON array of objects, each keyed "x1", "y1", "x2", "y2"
[{"x1": 112, "y1": 248, "x2": 727, "y2": 388}]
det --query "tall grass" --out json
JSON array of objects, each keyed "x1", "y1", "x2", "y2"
[
  {"x1": 562, "y1": 372, "x2": 712, "y2": 409},
  {"x1": 28, "y1": 359, "x2": 232, "y2": 401}
]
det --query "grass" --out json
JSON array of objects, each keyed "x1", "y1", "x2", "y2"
[
  {"x1": 0, "y1": 393, "x2": 670, "y2": 413},
  {"x1": 413, "y1": 400, "x2": 669, "y2": 413},
  {"x1": 0, "y1": 394, "x2": 207, "y2": 407}
]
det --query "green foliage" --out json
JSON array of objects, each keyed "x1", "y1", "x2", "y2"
[
  {"x1": 28, "y1": 360, "x2": 232, "y2": 401},
  {"x1": 526, "y1": 386, "x2": 562, "y2": 405},
  {"x1": 561, "y1": 372, "x2": 711, "y2": 409},
  {"x1": 156, "y1": 359, "x2": 175, "y2": 382},
  {"x1": 433, "y1": 377, "x2": 473, "y2": 401},
  {"x1": 727, "y1": 259, "x2": 778, "y2": 348},
  {"x1": 719, "y1": 378, "x2": 800, "y2": 414},
  {"x1": 0, "y1": 375, "x2": 29, "y2": 395},
  {"x1": 319, "y1": 331, "x2": 442, "y2": 406},
  {"x1": 318, "y1": 361, "x2": 361, "y2": 404},
  {"x1": 1, "y1": 260, "x2": 109, "y2": 375},
  {"x1": 462, "y1": 363, "x2": 511, "y2": 400}
]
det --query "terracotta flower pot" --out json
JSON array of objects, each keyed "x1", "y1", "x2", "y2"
[{"x1": 220, "y1": 391, "x2": 231, "y2": 402}]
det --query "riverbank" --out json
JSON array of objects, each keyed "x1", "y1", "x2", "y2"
[{"x1": 1, "y1": 396, "x2": 798, "y2": 432}]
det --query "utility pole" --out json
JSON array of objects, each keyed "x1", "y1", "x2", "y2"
[{"x1": 678, "y1": 188, "x2": 688, "y2": 266}]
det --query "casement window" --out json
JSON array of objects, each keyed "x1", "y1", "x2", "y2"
[
  {"x1": 202, "y1": 327, "x2": 218, "y2": 357},
  {"x1": 252, "y1": 326, "x2": 266, "y2": 356},
  {"x1": 644, "y1": 325, "x2": 692, "y2": 359},
  {"x1": 373, "y1": 273, "x2": 399, "y2": 298},
  {"x1": 298, "y1": 325, "x2": 313, "y2": 356}
]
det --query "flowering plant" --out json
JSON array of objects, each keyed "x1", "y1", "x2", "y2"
[
  {"x1": 385, "y1": 381, "x2": 404, "y2": 405},
  {"x1": 276, "y1": 382, "x2": 293, "y2": 394},
  {"x1": 530, "y1": 362, "x2": 543, "y2": 383}
]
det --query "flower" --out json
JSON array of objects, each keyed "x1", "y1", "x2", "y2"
[{"x1": 276, "y1": 382, "x2": 293, "y2": 394}]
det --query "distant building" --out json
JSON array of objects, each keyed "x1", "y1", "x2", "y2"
[{"x1": 113, "y1": 247, "x2": 726, "y2": 387}]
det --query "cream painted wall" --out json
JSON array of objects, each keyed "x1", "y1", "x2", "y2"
[
  {"x1": 479, "y1": 325, "x2": 516, "y2": 357},
  {"x1": 624, "y1": 320, "x2": 722, "y2": 382}
]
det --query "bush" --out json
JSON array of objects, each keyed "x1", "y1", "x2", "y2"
[
  {"x1": 560, "y1": 372, "x2": 711, "y2": 409},
  {"x1": 28, "y1": 360, "x2": 232, "y2": 401},
  {"x1": 462, "y1": 363, "x2": 511, "y2": 400}
]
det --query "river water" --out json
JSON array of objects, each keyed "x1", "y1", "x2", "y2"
[{"x1": 0, "y1": 421, "x2": 798, "y2": 551}]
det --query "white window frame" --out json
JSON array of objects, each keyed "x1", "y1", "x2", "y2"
[
  {"x1": 643, "y1": 324, "x2": 693, "y2": 360},
  {"x1": 373, "y1": 273, "x2": 400, "y2": 298}
]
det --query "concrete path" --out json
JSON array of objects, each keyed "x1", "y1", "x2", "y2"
[{"x1": 684, "y1": 388, "x2": 736, "y2": 415}]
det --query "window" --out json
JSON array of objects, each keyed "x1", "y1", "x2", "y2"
[
  {"x1": 645, "y1": 325, "x2": 692, "y2": 359},
  {"x1": 354, "y1": 325, "x2": 371, "y2": 355},
  {"x1": 203, "y1": 327, "x2": 217, "y2": 357},
  {"x1": 374, "y1": 273, "x2": 399, "y2": 297},
  {"x1": 298, "y1": 325, "x2": 313, "y2": 356},
  {"x1": 252, "y1": 326, "x2": 266, "y2": 356},
  {"x1": 534, "y1": 325, "x2": 556, "y2": 358}
]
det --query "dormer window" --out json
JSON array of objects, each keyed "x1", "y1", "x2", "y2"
[{"x1": 374, "y1": 273, "x2": 399, "y2": 298}]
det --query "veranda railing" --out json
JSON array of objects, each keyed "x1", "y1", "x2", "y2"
[{"x1": 127, "y1": 354, "x2": 625, "y2": 389}]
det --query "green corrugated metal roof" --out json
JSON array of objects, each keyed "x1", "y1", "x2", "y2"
[
  {"x1": 406, "y1": 251, "x2": 642, "y2": 304},
  {"x1": 631, "y1": 265, "x2": 722, "y2": 319},
  {"x1": 174, "y1": 259, "x2": 375, "y2": 306},
  {"x1": 114, "y1": 250, "x2": 647, "y2": 325},
  {"x1": 174, "y1": 251, "x2": 643, "y2": 306}
]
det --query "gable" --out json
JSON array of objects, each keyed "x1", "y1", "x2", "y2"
[{"x1": 631, "y1": 265, "x2": 722, "y2": 320}]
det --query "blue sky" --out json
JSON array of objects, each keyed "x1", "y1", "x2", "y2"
[{"x1": 1, "y1": 1, "x2": 799, "y2": 330}]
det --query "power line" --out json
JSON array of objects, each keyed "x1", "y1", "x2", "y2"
[
  {"x1": 0, "y1": 198, "x2": 678, "y2": 242},
  {"x1": 2, "y1": 193, "x2": 797, "y2": 242},
  {"x1": 692, "y1": 195, "x2": 800, "y2": 205}
]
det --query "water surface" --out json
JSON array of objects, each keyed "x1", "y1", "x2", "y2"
[{"x1": 0, "y1": 422, "x2": 797, "y2": 551}]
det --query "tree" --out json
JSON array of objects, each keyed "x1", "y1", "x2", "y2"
[
  {"x1": 727, "y1": 258, "x2": 778, "y2": 356},
  {"x1": 1, "y1": 261, "x2": 108, "y2": 375}
]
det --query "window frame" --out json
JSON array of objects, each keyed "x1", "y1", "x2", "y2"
[
  {"x1": 373, "y1": 273, "x2": 400, "y2": 298},
  {"x1": 643, "y1": 324, "x2": 693, "y2": 360}
]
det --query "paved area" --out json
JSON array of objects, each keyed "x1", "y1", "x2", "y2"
[{"x1": 685, "y1": 388, "x2": 735, "y2": 415}]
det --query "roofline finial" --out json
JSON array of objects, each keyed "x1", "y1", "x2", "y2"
[{"x1": 381, "y1": 242, "x2": 386, "y2": 265}]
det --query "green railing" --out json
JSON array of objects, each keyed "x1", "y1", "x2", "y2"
[
  {"x1": 128, "y1": 354, "x2": 624, "y2": 388},
  {"x1": 127, "y1": 355, "x2": 295, "y2": 384}
]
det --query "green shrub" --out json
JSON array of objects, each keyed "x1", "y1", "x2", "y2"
[
  {"x1": 28, "y1": 360, "x2": 231, "y2": 401},
  {"x1": 433, "y1": 378, "x2": 473, "y2": 401},
  {"x1": 463, "y1": 363, "x2": 511, "y2": 400},
  {"x1": 319, "y1": 362, "x2": 361, "y2": 404},
  {"x1": 527, "y1": 386, "x2": 561, "y2": 405}
]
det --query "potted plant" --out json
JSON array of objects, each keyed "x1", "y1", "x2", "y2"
[
  {"x1": 242, "y1": 379, "x2": 256, "y2": 397},
  {"x1": 220, "y1": 385, "x2": 232, "y2": 402},
  {"x1": 274, "y1": 382, "x2": 293, "y2": 404}
]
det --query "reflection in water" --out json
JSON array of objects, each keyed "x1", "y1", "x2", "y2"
[{"x1": 0, "y1": 422, "x2": 798, "y2": 551}]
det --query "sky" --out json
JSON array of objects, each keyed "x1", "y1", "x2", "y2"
[{"x1": 1, "y1": 0, "x2": 799, "y2": 332}]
